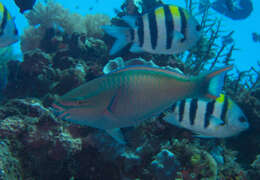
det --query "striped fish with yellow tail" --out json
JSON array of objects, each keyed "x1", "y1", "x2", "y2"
[
  {"x1": 53, "y1": 65, "x2": 232, "y2": 143},
  {"x1": 102, "y1": 4, "x2": 201, "y2": 55},
  {"x1": 163, "y1": 94, "x2": 249, "y2": 138}
]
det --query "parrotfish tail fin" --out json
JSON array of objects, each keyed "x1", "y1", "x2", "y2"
[
  {"x1": 200, "y1": 65, "x2": 233, "y2": 100},
  {"x1": 101, "y1": 25, "x2": 133, "y2": 55}
]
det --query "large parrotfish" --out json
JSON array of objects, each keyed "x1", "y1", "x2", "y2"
[{"x1": 53, "y1": 65, "x2": 232, "y2": 143}]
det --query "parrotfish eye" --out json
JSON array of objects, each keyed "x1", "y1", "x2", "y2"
[
  {"x1": 76, "y1": 100, "x2": 85, "y2": 105},
  {"x1": 196, "y1": 25, "x2": 201, "y2": 31},
  {"x1": 239, "y1": 116, "x2": 247, "y2": 122}
]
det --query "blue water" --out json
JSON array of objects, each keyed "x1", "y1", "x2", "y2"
[{"x1": 6, "y1": 0, "x2": 260, "y2": 71}]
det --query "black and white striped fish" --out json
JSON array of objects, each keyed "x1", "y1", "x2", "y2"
[
  {"x1": 0, "y1": 2, "x2": 19, "y2": 48},
  {"x1": 163, "y1": 94, "x2": 249, "y2": 138},
  {"x1": 102, "y1": 4, "x2": 201, "y2": 55}
]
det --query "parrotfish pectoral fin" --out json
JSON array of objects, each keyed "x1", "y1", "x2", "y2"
[
  {"x1": 121, "y1": 16, "x2": 137, "y2": 29},
  {"x1": 201, "y1": 65, "x2": 233, "y2": 100},
  {"x1": 106, "y1": 128, "x2": 126, "y2": 144},
  {"x1": 130, "y1": 43, "x2": 143, "y2": 53},
  {"x1": 101, "y1": 25, "x2": 132, "y2": 55}
]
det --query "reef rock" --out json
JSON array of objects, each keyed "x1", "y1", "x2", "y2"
[{"x1": 150, "y1": 149, "x2": 180, "y2": 180}]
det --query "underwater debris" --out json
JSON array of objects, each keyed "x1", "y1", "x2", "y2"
[
  {"x1": 212, "y1": 0, "x2": 253, "y2": 20},
  {"x1": 199, "y1": 0, "x2": 253, "y2": 20}
]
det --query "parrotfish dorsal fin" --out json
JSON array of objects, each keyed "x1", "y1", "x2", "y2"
[
  {"x1": 103, "y1": 57, "x2": 125, "y2": 74},
  {"x1": 103, "y1": 57, "x2": 184, "y2": 75}
]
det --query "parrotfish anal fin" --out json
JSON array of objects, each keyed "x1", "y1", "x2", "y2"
[{"x1": 106, "y1": 128, "x2": 126, "y2": 144}]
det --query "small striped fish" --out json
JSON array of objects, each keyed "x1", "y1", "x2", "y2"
[
  {"x1": 163, "y1": 94, "x2": 249, "y2": 138},
  {"x1": 0, "y1": 2, "x2": 19, "y2": 47},
  {"x1": 102, "y1": 4, "x2": 201, "y2": 55}
]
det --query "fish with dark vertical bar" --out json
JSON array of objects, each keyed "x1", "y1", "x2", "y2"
[
  {"x1": 0, "y1": 2, "x2": 19, "y2": 47},
  {"x1": 102, "y1": 4, "x2": 201, "y2": 55},
  {"x1": 163, "y1": 94, "x2": 249, "y2": 138},
  {"x1": 53, "y1": 65, "x2": 232, "y2": 143},
  {"x1": 14, "y1": 0, "x2": 36, "y2": 13}
]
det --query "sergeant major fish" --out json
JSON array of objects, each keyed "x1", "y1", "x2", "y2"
[
  {"x1": 0, "y1": 2, "x2": 19, "y2": 47},
  {"x1": 102, "y1": 4, "x2": 201, "y2": 55},
  {"x1": 53, "y1": 65, "x2": 232, "y2": 143},
  {"x1": 163, "y1": 94, "x2": 249, "y2": 138}
]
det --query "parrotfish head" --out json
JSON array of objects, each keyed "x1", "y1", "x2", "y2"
[
  {"x1": 53, "y1": 97, "x2": 114, "y2": 130},
  {"x1": 226, "y1": 102, "x2": 250, "y2": 133}
]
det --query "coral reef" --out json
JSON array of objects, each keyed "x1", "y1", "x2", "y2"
[
  {"x1": 0, "y1": 47, "x2": 20, "y2": 93},
  {"x1": 0, "y1": 0, "x2": 258, "y2": 179},
  {"x1": 21, "y1": 0, "x2": 110, "y2": 52},
  {"x1": 251, "y1": 155, "x2": 260, "y2": 173},
  {"x1": 0, "y1": 141, "x2": 22, "y2": 180},
  {"x1": 150, "y1": 149, "x2": 180, "y2": 180}
]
